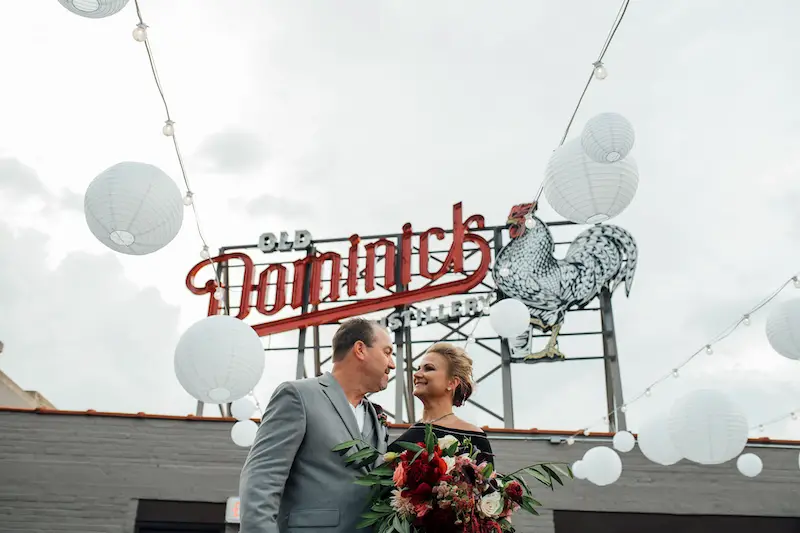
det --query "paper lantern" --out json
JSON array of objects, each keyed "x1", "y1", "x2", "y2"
[
  {"x1": 582, "y1": 446, "x2": 622, "y2": 486},
  {"x1": 231, "y1": 420, "x2": 258, "y2": 448},
  {"x1": 84, "y1": 162, "x2": 184, "y2": 255},
  {"x1": 174, "y1": 315, "x2": 265, "y2": 404},
  {"x1": 58, "y1": 0, "x2": 129, "y2": 18},
  {"x1": 572, "y1": 460, "x2": 587, "y2": 480},
  {"x1": 581, "y1": 113, "x2": 635, "y2": 163},
  {"x1": 668, "y1": 389, "x2": 749, "y2": 465},
  {"x1": 543, "y1": 139, "x2": 639, "y2": 225},
  {"x1": 637, "y1": 418, "x2": 682, "y2": 466},
  {"x1": 231, "y1": 397, "x2": 257, "y2": 421},
  {"x1": 736, "y1": 453, "x2": 763, "y2": 478},
  {"x1": 612, "y1": 430, "x2": 635, "y2": 453},
  {"x1": 765, "y1": 298, "x2": 800, "y2": 360},
  {"x1": 489, "y1": 298, "x2": 530, "y2": 339}
]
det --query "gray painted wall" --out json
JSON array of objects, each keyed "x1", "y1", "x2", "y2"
[{"x1": 0, "y1": 411, "x2": 798, "y2": 532}]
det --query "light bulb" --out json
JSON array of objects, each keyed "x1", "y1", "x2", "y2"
[
  {"x1": 133, "y1": 23, "x2": 148, "y2": 42},
  {"x1": 742, "y1": 315, "x2": 751, "y2": 326},
  {"x1": 758, "y1": 424, "x2": 765, "y2": 433},
  {"x1": 213, "y1": 287, "x2": 224, "y2": 301},
  {"x1": 566, "y1": 437, "x2": 575, "y2": 446},
  {"x1": 620, "y1": 405, "x2": 627, "y2": 413},
  {"x1": 524, "y1": 216, "x2": 535, "y2": 229},
  {"x1": 583, "y1": 429, "x2": 590, "y2": 436},
  {"x1": 183, "y1": 192, "x2": 193, "y2": 206},
  {"x1": 644, "y1": 388, "x2": 652, "y2": 397},
  {"x1": 705, "y1": 345, "x2": 713, "y2": 355},
  {"x1": 162, "y1": 120, "x2": 175, "y2": 136},
  {"x1": 672, "y1": 369, "x2": 679, "y2": 378},
  {"x1": 794, "y1": 277, "x2": 800, "y2": 289},
  {"x1": 200, "y1": 245, "x2": 210, "y2": 259},
  {"x1": 593, "y1": 61, "x2": 608, "y2": 80},
  {"x1": 791, "y1": 412, "x2": 798, "y2": 421}
]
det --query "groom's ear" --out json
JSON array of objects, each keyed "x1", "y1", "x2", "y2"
[{"x1": 352, "y1": 340, "x2": 368, "y2": 361}]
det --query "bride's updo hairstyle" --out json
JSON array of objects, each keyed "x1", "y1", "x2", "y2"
[{"x1": 427, "y1": 342, "x2": 475, "y2": 407}]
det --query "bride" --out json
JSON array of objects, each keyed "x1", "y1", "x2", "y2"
[{"x1": 388, "y1": 342, "x2": 494, "y2": 466}]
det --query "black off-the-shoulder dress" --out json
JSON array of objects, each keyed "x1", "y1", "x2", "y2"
[{"x1": 388, "y1": 423, "x2": 495, "y2": 466}]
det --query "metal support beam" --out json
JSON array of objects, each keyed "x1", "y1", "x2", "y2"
[
  {"x1": 295, "y1": 247, "x2": 314, "y2": 380},
  {"x1": 493, "y1": 228, "x2": 515, "y2": 428},
  {"x1": 599, "y1": 288, "x2": 627, "y2": 432}
]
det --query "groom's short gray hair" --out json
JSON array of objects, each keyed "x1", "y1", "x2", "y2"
[{"x1": 332, "y1": 318, "x2": 379, "y2": 362}]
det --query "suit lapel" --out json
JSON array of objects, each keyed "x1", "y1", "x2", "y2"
[
  {"x1": 319, "y1": 372, "x2": 360, "y2": 443},
  {"x1": 365, "y1": 401, "x2": 388, "y2": 454}
]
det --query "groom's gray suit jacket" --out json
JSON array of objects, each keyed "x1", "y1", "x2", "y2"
[{"x1": 239, "y1": 372, "x2": 388, "y2": 533}]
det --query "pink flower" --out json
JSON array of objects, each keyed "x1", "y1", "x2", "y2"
[
  {"x1": 413, "y1": 502, "x2": 432, "y2": 517},
  {"x1": 393, "y1": 462, "x2": 407, "y2": 486}
]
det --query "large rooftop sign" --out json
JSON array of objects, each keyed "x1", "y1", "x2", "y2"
[{"x1": 185, "y1": 203, "x2": 491, "y2": 337}]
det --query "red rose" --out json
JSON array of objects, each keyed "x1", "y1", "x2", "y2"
[
  {"x1": 504, "y1": 480, "x2": 523, "y2": 503},
  {"x1": 404, "y1": 450, "x2": 448, "y2": 490}
]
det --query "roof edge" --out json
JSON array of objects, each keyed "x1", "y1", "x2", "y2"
[{"x1": 0, "y1": 406, "x2": 796, "y2": 445}]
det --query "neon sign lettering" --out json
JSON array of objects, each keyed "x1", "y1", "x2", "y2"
[{"x1": 185, "y1": 203, "x2": 491, "y2": 337}]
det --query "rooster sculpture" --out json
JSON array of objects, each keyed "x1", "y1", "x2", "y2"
[{"x1": 492, "y1": 202, "x2": 638, "y2": 360}]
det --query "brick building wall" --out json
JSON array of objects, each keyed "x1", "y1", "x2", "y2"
[{"x1": 0, "y1": 409, "x2": 799, "y2": 532}]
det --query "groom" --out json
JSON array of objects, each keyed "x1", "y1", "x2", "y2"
[{"x1": 239, "y1": 318, "x2": 396, "y2": 533}]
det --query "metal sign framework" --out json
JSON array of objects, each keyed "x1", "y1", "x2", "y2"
[{"x1": 206, "y1": 220, "x2": 626, "y2": 432}]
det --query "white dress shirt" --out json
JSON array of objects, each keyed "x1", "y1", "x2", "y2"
[{"x1": 350, "y1": 400, "x2": 366, "y2": 433}]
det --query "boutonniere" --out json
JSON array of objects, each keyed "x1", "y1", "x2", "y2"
[{"x1": 373, "y1": 403, "x2": 389, "y2": 428}]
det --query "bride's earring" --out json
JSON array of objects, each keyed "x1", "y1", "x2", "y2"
[{"x1": 446, "y1": 387, "x2": 451, "y2": 391}]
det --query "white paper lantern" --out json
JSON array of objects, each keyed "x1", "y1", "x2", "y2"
[
  {"x1": 174, "y1": 315, "x2": 265, "y2": 404},
  {"x1": 231, "y1": 397, "x2": 257, "y2": 421},
  {"x1": 612, "y1": 430, "x2": 635, "y2": 453},
  {"x1": 489, "y1": 298, "x2": 530, "y2": 339},
  {"x1": 58, "y1": 0, "x2": 129, "y2": 18},
  {"x1": 84, "y1": 162, "x2": 184, "y2": 255},
  {"x1": 231, "y1": 420, "x2": 258, "y2": 448},
  {"x1": 736, "y1": 453, "x2": 763, "y2": 478},
  {"x1": 582, "y1": 446, "x2": 622, "y2": 486},
  {"x1": 581, "y1": 113, "x2": 635, "y2": 164},
  {"x1": 572, "y1": 460, "x2": 587, "y2": 480},
  {"x1": 668, "y1": 389, "x2": 749, "y2": 465},
  {"x1": 543, "y1": 139, "x2": 639, "y2": 225},
  {"x1": 765, "y1": 298, "x2": 800, "y2": 360},
  {"x1": 637, "y1": 418, "x2": 682, "y2": 466}
]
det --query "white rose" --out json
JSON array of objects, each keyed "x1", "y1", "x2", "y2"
[
  {"x1": 442, "y1": 456, "x2": 456, "y2": 474},
  {"x1": 479, "y1": 491, "x2": 504, "y2": 518},
  {"x1": 438, "y1": 434, "x2": 459, "y2": 450}
]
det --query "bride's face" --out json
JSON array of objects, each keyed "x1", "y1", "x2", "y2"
[{"x1": 412, "y1": 352, "x2": 458, "y2": 401}]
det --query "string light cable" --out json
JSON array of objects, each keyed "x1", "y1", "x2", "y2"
[
  {"x1": 130, "y1": 0, "x2": 228, "y2": 310},
  {"x1": 530, "y1": 0, "x2": 632, "y2": 207},
  {"x1": 567, "y1": 273, "x2": 800, "y2": 440}
]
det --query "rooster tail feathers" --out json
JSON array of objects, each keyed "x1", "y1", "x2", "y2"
[
  {"x1": 605, "y1": 225, "x2": 638, "y2": 296},
  {"x1": 568, "y1": 224, "x2": 638, "y2": 297}
]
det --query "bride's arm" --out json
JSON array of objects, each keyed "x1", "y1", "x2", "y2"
[{"x1": 239, "y1": 382, "x2": 306, "y2": 533}]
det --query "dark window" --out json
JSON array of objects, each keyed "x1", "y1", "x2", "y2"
[
  {"x1": 134, "y1": 499, "x2": 226, "y2": 533},
  {"x1": 555, "y1": 510, "x2": 800, "y2": 533}
]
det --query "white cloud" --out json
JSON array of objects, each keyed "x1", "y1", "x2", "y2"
[{"x1": 0, "y1": 220, "x2": 195, "y2": 415}]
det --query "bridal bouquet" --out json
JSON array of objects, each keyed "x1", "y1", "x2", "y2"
[{"x1": 333, "y1": 425, "x2": 571, "y2": 533}]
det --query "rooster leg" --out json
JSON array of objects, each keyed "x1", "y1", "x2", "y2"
[{"x1": 524, "y1": 323, "x2": 566, "y2": 360}]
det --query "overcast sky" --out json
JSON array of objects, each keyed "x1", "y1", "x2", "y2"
[{"x1": 2, "y1": 0, "x2": 800, "y2": 439}]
